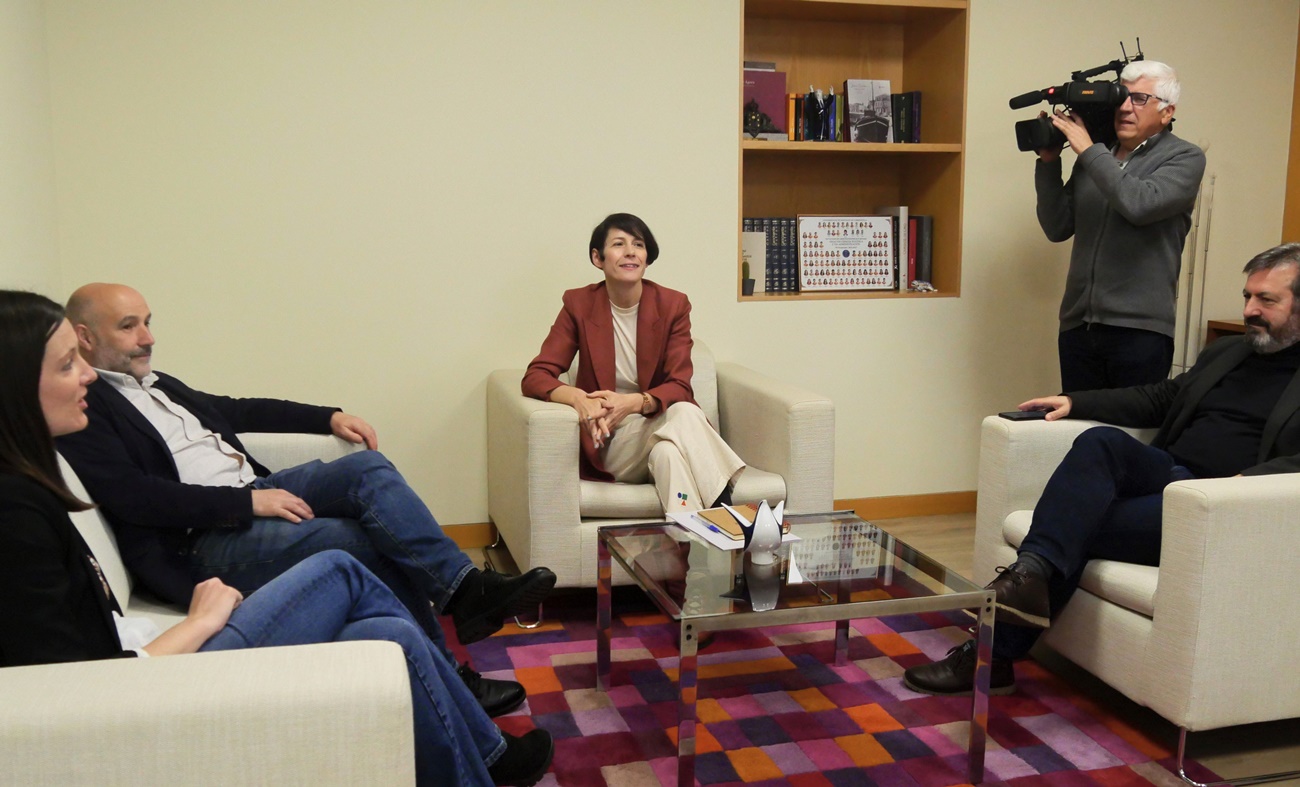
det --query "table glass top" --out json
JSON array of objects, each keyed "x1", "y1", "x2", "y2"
[{"x1": 599, "y1": 511, "x2": 981, "y2": 621}]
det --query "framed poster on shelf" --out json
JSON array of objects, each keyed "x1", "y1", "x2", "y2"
[{"x1": 797, "y1": 215, "x2": 896, "y2": 292}]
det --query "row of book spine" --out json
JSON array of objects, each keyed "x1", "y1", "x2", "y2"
[
  {"x1": 743, "y1": 213, "x2": 934, "y2": 294},
  {"x1": 743, "y1": 217, "x2": 799, "y2": 293}
]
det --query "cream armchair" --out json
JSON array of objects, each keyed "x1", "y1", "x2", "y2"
[
  {"x1": 0, "y1": 435, "x2": 416, "y2": 786},
  {"x1": 487, "y1": 340, "x2": 835, "y2": 588},
  {"x1": 974, "y1": 415, "x2": 1300, "y2": 783}
]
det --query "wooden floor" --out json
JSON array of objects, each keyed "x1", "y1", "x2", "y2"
[{"x1": 478, "y1": 512, "x2": 1299, "y2": 783}]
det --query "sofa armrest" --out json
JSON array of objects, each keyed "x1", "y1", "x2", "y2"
[
  {"x1": 237, "y1": 432, "x2": 363, "y2": 472},
  {"x1": 486, "y1": 370, "x2": 583, "y2": 582},
  {"x1": 0, "y1": 641, "x2": 414, "y2": 786},
  {"x1": 715, "y1": 362, "x2": 835, "y2": 515},
  {"x1": 973, "y1": 416, "x2": 1153, "y2": 583},
  {"x1": 1144, "y1": 473, "x2": 1300, "y2": 730}
]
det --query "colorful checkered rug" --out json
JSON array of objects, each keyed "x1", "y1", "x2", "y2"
[{"x1": 449, "y1": 589, "x2": 1218, "y2": 786}]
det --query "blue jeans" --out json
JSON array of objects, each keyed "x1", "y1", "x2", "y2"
[
  {"x1": 1058, "y1": 323, "x2": 1174, "y2": 391},
  {"x1": 995, "y1": 427, "x2": 1190, "y2": 660},
  {"x1": 190, "y1": 451, "x2": 474, "y2": 654},
  {"x1": 200, "y1": 551, "x2": 502, "y2": 787}
]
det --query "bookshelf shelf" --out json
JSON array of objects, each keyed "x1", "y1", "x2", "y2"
[
  {"x1": 743, "y1": 140, "x2": 962, "y2": 153},
  {"x1": 738, "y1": 0, "x2": 969, "y2": 300}
]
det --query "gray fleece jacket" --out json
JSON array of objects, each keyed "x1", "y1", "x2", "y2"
[{"x1": 1035, "y1": 128, "x2": 1206, "y2": 338}]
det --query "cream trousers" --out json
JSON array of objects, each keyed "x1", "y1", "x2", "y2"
[{"x1": 601, "y1": 402, "x2": 745, "y2": 513}]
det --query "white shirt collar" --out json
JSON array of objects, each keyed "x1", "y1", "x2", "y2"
[{"x1": 96, "y1": 368, "x2": 159, "y2": 392}]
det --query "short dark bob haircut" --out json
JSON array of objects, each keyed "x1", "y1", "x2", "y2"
[
  {"x1": 588, "y1": 213, "x2": 659, "y2": 266},
  {"x1": 0, "y1": 290, "x2": 91, "y2": 511}
]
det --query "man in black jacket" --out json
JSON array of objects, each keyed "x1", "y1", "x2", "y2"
[
  {"x1": 58, "y1": 283, "x2": 553, "y2": 717},
  {"x1": 905, "y1": 243, "x2": 1300, "y2": 696}
]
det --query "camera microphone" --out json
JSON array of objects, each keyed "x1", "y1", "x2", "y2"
[{"x1": 1008, "y1": 89, "x2": 1045, "y2": 110}]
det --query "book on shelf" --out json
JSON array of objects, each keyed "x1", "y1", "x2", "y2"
[
  {"x1": 875, "y1": 206, "x2": 908, "y2": 291},
  {"x1": 743, "y1": 60, "x2": 776, "y2": 71},
  {"x1": 740, "y1": 225, "x2": 766, "y2": 294},
  {"x1": 913, "y1": 214, "x2": 934, "y2": 284},
  {"x1": 843, "y1": 79, "x2": 893, "y2": 143},
  {"x1": 909, "y1": 90, "x2": 922, "y2": 143},
  {"x1": 890, "y1": 91, "x2": 922, "y2": 143},
  {"x1": 743, "y1": 69, "x2": 787, "y2": 141},
  {"x1": 906, "y1": 217, "x2": 918, "y2": 284}
]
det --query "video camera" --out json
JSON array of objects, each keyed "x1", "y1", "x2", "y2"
[{"x1": 1009, "y1": 44, "x2": 1143, "y2": 152}]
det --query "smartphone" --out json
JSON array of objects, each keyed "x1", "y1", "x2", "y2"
[{"x1": 998, "y1": 409, "x2": 1049, "y2": 421}]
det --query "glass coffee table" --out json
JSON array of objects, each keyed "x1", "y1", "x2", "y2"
[{"x1": 596, "y1": 511, "x2": 995, "y2": 786}]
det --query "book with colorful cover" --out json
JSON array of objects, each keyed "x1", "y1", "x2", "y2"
[{"x1": 743, "y1": 69, "x2": 788, "y2": 140}]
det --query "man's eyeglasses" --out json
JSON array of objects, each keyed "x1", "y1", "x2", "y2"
[{"x1": 1126, "y1": 92, "x2": 1167, "y2": 108}]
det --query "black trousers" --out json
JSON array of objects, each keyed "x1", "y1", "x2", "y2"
[{"x1": 1058, "y1": 323, "x2": 1174, "y2": 392}]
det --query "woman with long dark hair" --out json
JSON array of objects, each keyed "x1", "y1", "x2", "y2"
[{"x1": 0, "y1": 290, "x2": 552, "y2": 787}]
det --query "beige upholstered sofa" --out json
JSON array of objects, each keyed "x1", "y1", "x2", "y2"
[
  {"x1": 487, "y1": 340, "x2": 835, "y2": 588},
  {"x1": 0, "y1": 434, "x2": 416, "y2": 786},
  {"x1": 974, "y1": 415, "x2": 1300, "y2": 778}
]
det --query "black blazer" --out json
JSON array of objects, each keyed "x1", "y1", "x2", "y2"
[
  {"x1": 1070, "y1": 336, "x2": 1300, "y2": 475},
  {"x1": 0, "y1": 473, "x2": 134, "y2": 667},
  {"x1": 56, "y1": 372, "x2": 338, "y2": 603}
]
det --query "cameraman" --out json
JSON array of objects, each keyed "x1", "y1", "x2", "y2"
[{"x1": 1036, "y1": 60, "x2": 1206, "y2": 390}]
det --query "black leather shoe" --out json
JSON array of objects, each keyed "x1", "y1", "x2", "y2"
[
  {"x1": 451, "y1": 567, "x2": 557, "y2": 645},
  {"x1": 458, "y1": 662, "x2": 526, "y2": 718},
  {"x1": 987, "y1": 561, "x2": 1051, "y2": 629},
  {"x1": 903, "y1": 639, "x2": 1016, "y2": 696},
  {"x1": 488, "y1": 728, "x2": 554, "y2": 787}
]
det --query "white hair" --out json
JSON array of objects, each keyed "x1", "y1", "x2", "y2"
[{"x1": 1120, "y1": 60, "x2": 1181, "y2": 109}]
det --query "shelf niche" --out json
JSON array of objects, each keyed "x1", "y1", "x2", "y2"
[{"x1": 739, "y1": 0, "x2": 969, "y2": 301}]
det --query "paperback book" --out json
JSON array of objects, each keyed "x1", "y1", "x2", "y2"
[{"x1": 843, "y1": 79, "x2": 893, "y2": 143}]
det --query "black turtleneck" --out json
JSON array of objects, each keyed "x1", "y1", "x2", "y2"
[{"x1": 1166, "y1": 340, "x2": 1300, "y2": 477}]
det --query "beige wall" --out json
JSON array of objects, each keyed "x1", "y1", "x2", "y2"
[
  {"x1": 28, "y1": 0, "x2": 1300, "y2": 524},
  {"x1": 0, "y1": 0, "x2": 57, "y2": 292}
]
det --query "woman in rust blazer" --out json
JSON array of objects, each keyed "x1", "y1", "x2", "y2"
[{"x1": 522, "y1": 213, "x2": 744, "y2": 513}]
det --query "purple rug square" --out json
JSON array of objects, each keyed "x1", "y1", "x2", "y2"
[
  {"x1": 789, "y1": 653, "x2": 847, "y2": 687},
  {"x1": 716, "y1": 694, "x2": 767, "y2": 719},
  {"x1": 635, "y1": 678, "x2": 680, "y2": 704},
  {"x1": 761, "y1": 741, "x2": 818, "y2": 774},
  {"x1": 874, "y1": 728, "x2": 936, "y2": 760},
  {"x1": 573, "y1": 707, "x2": 629, "y2": 736},
  {"x1": 899, "y1": 753, "x2": 967, "y2": 784},
  {"x1": 817, "y1": 680, "x2": 874, "y2": 709},
  {"x1": 532, "y1": 710, "x2": 583, "y2": 739},
  {"x1": 1017, "y1": 713, "x2": 1124, "y2": 770},
  {"x1": 525, "y1": 691, "x2": 570, "y2": 715},
  {"x1": 552, "y1": 662, "x2": 595, "y2": 690},
  {"x1": 755, "y1": 691, "x2": 805, "y2": 715},
  {"x1": 797, "y1": 738, "x2": 857, "y2": 771},
  {"x1": 694, "y1": 751, "x2": 741, "y2": 785},
  {"x1": 809, "y1": 709, "x2": 864, "y2": 737},
  {"x1": 1014, "y1": 743, "x2": 1077, "y2": 773},
  {"x1": 619, "y1": 703, "x2": 669, "y2": 734},
  {"x1": 737, "y1": 715, "x2": 794, "y2": 746},
  {"x1": 704, "y1": 719, "x2": 750, "y2": 751},
  {"x1": 774, "y1": 711, "x2": 831, "y2": 742}
]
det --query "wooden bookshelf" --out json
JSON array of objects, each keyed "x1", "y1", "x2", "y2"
[{"x1": 739, "y1": 0, "x2": 969, "y2": 301}]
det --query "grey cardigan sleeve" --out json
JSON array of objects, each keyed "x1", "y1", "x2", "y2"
[{"x1": 1034, "y1": 156, "x2": 1075, "y2": 242}]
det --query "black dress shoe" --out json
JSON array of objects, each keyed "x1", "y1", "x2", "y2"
[
  {"x1": 903, "y1": 639, "x2": 1016, "y2": 696},
  {"x1": 458, "y1": 662, "x2": 526, "y2": 718},
  {"x1": 488, "y1": 728, "x2": 554, "y2": 787},
  {"x1": 986, "y1": 561, "x2": 1051, "y2": 629},
  {"x1": 451, "y1": 567, "x2": 557, "y2": 644}
]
